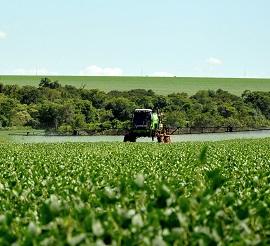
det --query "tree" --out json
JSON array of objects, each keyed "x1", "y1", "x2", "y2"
[
  {"x1": 97, "y1": 109, "x2": 114, "y2": 123},
  {"x1": 135, "y1": 96, "x2": 154, "y2": 109},
  {"x1": 165, "y1": 111, "x2": 186, "y2": 128},
  {"x1": 243, "y1": 91, "x2": 270, "y2": 119},
  {"x1": 72, "y1": 113, "x2": 86, "y2": 128},
  {"x1": 0, "y1": 95, "x2": 17, "y2": 127},
  {"x1": 39, "y1": 77, "x2": 51, "y2": 88},
  {"x1": 11, "y1": 111, "x2": 32, "y2": 126},
  {"x1": 0, "y1": 82, "x2": 269, "y2": 130},
  {"x1": 3, "y1": 84, "x2": 20, "y2": 98},
  {"x1": 80, "y1": 89, "x2": 106, "y2": 108},
  {"x1": 39, "y1": 77, "x2": 61, "y2": 89},
  {"x1": 18, "y1": 86, "x2": 42, "y2": 104},
  {"x1": 218, "y1": 103, "x2": 236, "y2": 118},
  {"x1": 37, "y1": 102, "x2": 60, "y2": 129},
  {"x1": 105, "y1": 97, "x2": 136, "y2": 121},
  {"x1": 153, "y1": 96, "x2": 168, "y2": 109},
  {"x1": 39, "y1": 87, "x2": 62, "y2": 101},
  {"x1": 37, "y1": 102, "x2": 74, "y2": 129},
  {"x1": 0, "y1": 83, "x2": 4, "y2": 93},
  {"x1": 74, "y1": 100, "x2": 97, "y2": 123},
  {"x1": 191, "y1": 90, "x2": 211, "y2": 105},
  {"x1": 191, "y1": 113, "x2": 219, "y2": 128}
]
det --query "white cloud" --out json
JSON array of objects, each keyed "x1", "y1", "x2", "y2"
[
  {"x1": 150, "y1": 71, "x2": 175, "y2": 77},
  {"x1": 79, "y1": 65, "x2": 123, "y2": 76},
  {"x1": 206, "y1": 57, "x2": 223, "y2": 66},
  {"x1": 0, "y1": 31, "x2": 7, "y2": 40},
  {"x1": 10, "y1": 68, "x2": 58, "y2": 76}
]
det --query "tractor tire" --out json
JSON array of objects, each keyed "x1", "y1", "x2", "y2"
[
  {"x1": 124, "y1": 134, "x2": 130, "y2": 142},
  {"x1": 130, "y1": 136, "x2": 137, "y2": 142},
  {"x1": 124, "y1": 134, "x2": 137, "y2": 142},
  {"x1": 164, "y1": 135, "x2": 171, "y2": 143}
]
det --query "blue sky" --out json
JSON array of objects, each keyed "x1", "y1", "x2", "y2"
[{"x1": 0, "y1": 0, "x2": 269, "y2": 77}]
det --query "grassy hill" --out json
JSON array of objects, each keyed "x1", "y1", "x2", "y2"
[{"x1": 0, "y1": 75, "x2": 269, "y2": 95}]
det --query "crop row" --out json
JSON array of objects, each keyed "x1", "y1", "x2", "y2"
[{"x1": 0, "y1": 140, "x2": 270, "y2": 245}]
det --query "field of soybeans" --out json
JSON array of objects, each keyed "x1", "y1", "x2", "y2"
[{"x1": 1, "y1": 139, "x2": 270, "y2": 245}]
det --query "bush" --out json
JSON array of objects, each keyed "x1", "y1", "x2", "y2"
[{"x1": 57, "y1": 124, "x2": 73, "y2": 134}]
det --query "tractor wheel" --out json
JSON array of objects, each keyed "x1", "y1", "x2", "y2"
[
  {"x1": 157, "y1": 133, "x2": 164, "y2": 143},
  {"x1": 124, "y1": 134, "x2": 137, "y2": 142},
  {"x1": 124, "y1": 134, "x2": 130, "y2": 142},
  {"x1": 130, "y1": 136, "x2": 137, "y2": 142},
  {"x1": 164, "y1": 135, "x2": 171, "y2": 143}
]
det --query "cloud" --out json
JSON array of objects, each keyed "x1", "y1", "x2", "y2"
[
  {"x1": 10, "y1": 68, "x2": 58, "y2": 76},
  {"x1": 79, "y1": 65, "x2": 123, "y2": 76},
  {"x1": 206, "y1": 57, "x2": 223, "y2": 66},
  {"x1": 0, "y1": 31, "x2": 7, "y2": 40},
  {"x1": 150, "y1": 71, "x2": 175, "y2": 77}
]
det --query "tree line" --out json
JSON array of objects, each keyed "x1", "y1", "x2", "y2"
[{"x1": 0, "y1": 78, "x2": 270, "y2": 132}]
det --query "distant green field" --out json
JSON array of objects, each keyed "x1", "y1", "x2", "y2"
[{"x1": 0, "y1": 75, "x2": 269, "y2": 95}]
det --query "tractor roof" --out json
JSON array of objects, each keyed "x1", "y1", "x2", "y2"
[{"x1": 135, "y1": 109, "x2": 152, "y2": 112}]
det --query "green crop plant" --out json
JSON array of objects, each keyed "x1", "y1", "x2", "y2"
[{"x1": 0, "y1": 139, "x2": 270, "y2": 244}]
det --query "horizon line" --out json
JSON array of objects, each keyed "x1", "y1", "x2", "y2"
[{"x1": 0, "y1": 75, "x2": 270, "y2": 80}]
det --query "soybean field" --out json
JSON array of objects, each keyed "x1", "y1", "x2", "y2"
[{"x1": 0, "y1": 139, "x2": 270, "y2": 245}]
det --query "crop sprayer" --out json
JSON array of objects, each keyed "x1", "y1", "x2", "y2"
[{"x1": 124, "y1": 109, "x2": 172, "y2": 143}]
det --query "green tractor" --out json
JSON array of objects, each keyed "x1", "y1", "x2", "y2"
[{"x1": 124, "y1": 109, "x2": 170, "y2": 142}]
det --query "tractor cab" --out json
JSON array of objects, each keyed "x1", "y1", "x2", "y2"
[
  {"x1": 133, "y1": 109, "x2": 152, "y2": 129},
  {"x1": 124, "y1": 109, "x2": 161, "y2": 142}
]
